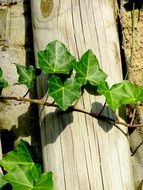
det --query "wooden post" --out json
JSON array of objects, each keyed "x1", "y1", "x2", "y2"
[{"x1": 31, "y1": 1, "x2": 134, "y2": 189}]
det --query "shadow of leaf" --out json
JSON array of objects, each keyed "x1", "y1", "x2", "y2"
[
  {"x1": 41, "y1": 108, "x2": 73, "y2": 145},
  {"x1": 91, "y1": 102, "x2": 116, "y2": 132}
]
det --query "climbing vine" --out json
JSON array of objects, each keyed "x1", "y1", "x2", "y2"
[
  {"x1": 1, "y1": 39, "x2": 143, "y2": 189},
  {"x1": 1, "y1": 40, "x2": 143, "y2": 127}
]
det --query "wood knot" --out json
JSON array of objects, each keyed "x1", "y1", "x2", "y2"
[{"x1": 40, "y1": 0, "x2": 53, "y2": 18}]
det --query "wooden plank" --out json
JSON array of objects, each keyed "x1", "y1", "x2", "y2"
[
  {"x1": 0, "y1": 7, "x2": 10, "y2": 49},
  {"x1": 31, "y1": 0, "x2": 134, "y2": 189}
]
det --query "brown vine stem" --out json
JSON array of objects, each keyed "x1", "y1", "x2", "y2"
[{"x1": 0, "y1": 96, "x2": 143, "y2": 128}]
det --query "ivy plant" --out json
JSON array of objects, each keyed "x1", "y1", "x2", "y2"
[
  {"x1": 0, "y1": 40, "x2": 143, "y2": 125},
  {"x1": 1, "y1": 39, "x2": 143, "y2": 188},
  {"x1": 0, "y1": 140, "x2": 53, "y2": 190},
  {"x1": 16, "y1": 64, "x2": 36, "y2": 89}
]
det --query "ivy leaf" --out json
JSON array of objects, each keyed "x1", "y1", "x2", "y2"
[
  {"x1": 3, "y1": 165, "x2": 34, "y2": 190},
  {"x1": 0, "y1": 140, "x2": 53, "y2": 190},
  {"x1": 0, "y1": 140, "x2": 39, "y2": 172},
  {"x1": 0, "y1": 68, "x2": 8, "y2": 95},
  {"x1": 120, "y1": 81, "x2": 143, "y2": 104},
  {"x1": 38, "y1": 40, "x2": 76, "y2": 74},
  {"x1": 0, "y1": 68, "x2": 2, "y2": 77},
  {"x1": 74, "y1": 50, "x2": 107, "y2": 86},
  {"x1": 98, "y1": 81, "x2": 143, "y2": 111},
  {"x1": 34, "y1": 172, "x2": 53, "y2": 189},
  {"x1": 3, "y1": 166, "x2": 53, "y2": 190},
  {"x1": 97, "y1": 81, "x2": 124, "y2": 110},
  {"x1": 16, "y1": 64, "x2": 36, "y2": 88},
  {"x1": 0, "y1": 173, "x2": 7, "y2": 188},
  {"x1": 48, "y1": 76, "x2": 82, "y2": 110}
]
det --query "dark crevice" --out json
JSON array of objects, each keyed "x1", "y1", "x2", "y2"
[
  {"x1": 23, "y1": 0, "x2": 41, "y2": 157},
  {"x1": 124, "y1": 0, "x2": 143, "y2": 11},
  {"x1": 116, "y1": 0, "x2": 128, "y2": 79}
]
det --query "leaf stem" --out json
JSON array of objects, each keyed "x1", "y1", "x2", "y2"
[{"x1": 0, "y1": 95, "x2": 143, "y2": 128}]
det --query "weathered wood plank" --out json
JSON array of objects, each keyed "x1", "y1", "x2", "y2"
[
  {"x1": 31, "y1": 0, "x2": 134, "y2": 189},
  {"x1": 0, "y1": 7, "x2": 10, "y2": 49}
]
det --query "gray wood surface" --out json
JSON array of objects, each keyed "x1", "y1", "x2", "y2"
[{"x1": 31, "y1": 0, "x2": 134, "y2": 189}]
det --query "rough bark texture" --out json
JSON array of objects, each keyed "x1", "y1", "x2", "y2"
[{"x1": 31, "y1": 0, "x2": 134, "y2": 189}]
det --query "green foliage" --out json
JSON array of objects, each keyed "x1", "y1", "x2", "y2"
[
  {"x1": 0, "y1": 140, "x2": 53, "y2": 190},
  {"x1": 38, "y1": 40, "x2": 76, "y2": 74},
  {"x1": 12, "y1": 40, "x2": 143, "y2": 111},
  {"x1": 2, "y1": 40, "x2": 143, "y2": 111},
  {"x1": 74, "y1": 50, "x2": 107, "y2": 86},
  {"x1": 0, "y1": 68, "x2": 8, "y2": 95},
  {"x1": 0, "y1": 173, "x2": 7, "y2": 188},
  {"x1": 1, "y1": 39, "x2": 143, "y2": 189},
  {"x1": 98, "y1": 81, "x2": 143, "y2": 110},
  {"x1": 48, "y1": 76, "x2": 82, "y2": 110},
  {"x1": 16, "y1": 64, "x2": 36, "y2": 88}
]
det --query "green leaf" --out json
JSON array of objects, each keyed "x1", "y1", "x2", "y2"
[
  {"x1": 38, "y1": 40, "x2": 76, "y2": 74},
  {"x1": 98, "y1": 81, "x2": 143, "y2": 110},
  {"x1": 98, "y1": 81, "x2": 124, "y2": 110},
  {"x1": 0, "y1": 173, "x2": 7, "y2": 188},
  {"x1": 3, "y1": 166, "x2": 53, "y2": 190},
  {"x1": 34, "y1": 172, "x2": 54, "y2": 190},
  {"x1": 0, "y1": 140, "x2": 53, "y2": 190},
  {"x1": 16, "y1": 64, "x2": 36, "y2": 88},
  {"x1": 120, "y1": 81, "x2": 143, "y2": 104},
  {"x1": 0, "y1": 68, "x2": 2, "y2": 77},
  {"x1": 48, "y1": 75, "x2": 82, "y2": 110},
  {"x1": 74, "y1": 50, "x2": 107, "y2": 86},
  {"x1": 0, "y1": 68, "x2": 8, "y2": 95},
  {"x1": 3, "y1": 165, "x2": 34, "y2": 190},
  {"x1": 0, "y1": 140, "x2": 38, "y2": 172}
]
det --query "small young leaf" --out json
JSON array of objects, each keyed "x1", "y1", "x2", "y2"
[
  {"x1": 38, "y1": 40, "x2": 76, "y2": 74},
  {"x1": 98, "y1": 80, "x2": 143, "y2": 111},
  {"x1": 120, "y1": 81, "x2": 143, "y2": 104},
  {"x1": 98, "y1": 81, "x2": 124, "y2": 110},
  {"x1": 0, "y1": 140, "x2": 38, "y2": 172},
  {"x1": 48, "y1": 76, "x2": 82, "y2": 110},
  {"x1": 16, "y1": 64, "x2": 36, "y2": 88},
  {"x1": 0, "y1": 68, "x2": 8, "y2": 95},
  {"x1": 34, "y1": 172, "x2": 54, "y2": 190},
  {"x1": 74, "y1": 50, "x2": 107, "y2": 86}
]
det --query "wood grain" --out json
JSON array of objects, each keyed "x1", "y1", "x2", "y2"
[
  {"x1": 0, "y1": 8, "x2": 10, "y2": 48},
  {"x1": 31, "y1": 1, "x2": 134, "y2": 189}
]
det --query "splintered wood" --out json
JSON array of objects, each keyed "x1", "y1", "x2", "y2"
[{"x1": 31, "y1": 1, "x2": 134, "y2": 189}]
